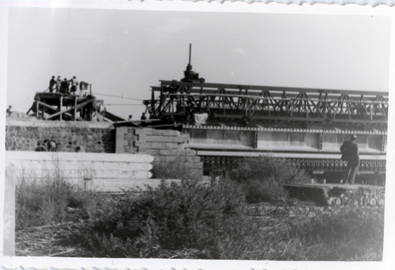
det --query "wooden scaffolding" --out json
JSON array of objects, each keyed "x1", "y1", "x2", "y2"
[{"x1": 26, "y1": 92, "x2": 125, "y2": 122}]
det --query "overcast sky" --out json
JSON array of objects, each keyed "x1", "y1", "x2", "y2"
[{"x1": 6, "y1": 7, "x2": 391, "y2": 119}]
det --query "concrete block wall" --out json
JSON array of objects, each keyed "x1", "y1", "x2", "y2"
[{"x1": 116, "y1": 127, "x2": 204, "y2": 177}]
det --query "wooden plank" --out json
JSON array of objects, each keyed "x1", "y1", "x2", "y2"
[
  {"x1": 37, "y1": 101, "x2": 56, "y2": 110},
  {"x1": 47, "y1": 99, "x2": 92, "y2": 120},
  {"x1": 35, "y1": 100, "x2": 39, "y2": 119}
]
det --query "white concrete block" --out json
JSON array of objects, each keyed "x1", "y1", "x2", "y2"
[
  {"x1": 6, "y1": 151, "x2": 154, "y2": 163},
  {"x1": 6, "y1": 151, "x2": 154, "y2": 183}
]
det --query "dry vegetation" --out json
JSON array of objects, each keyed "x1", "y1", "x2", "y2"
[{"x1": 15, "y1": 156, "x2": 384, "y2": 260}]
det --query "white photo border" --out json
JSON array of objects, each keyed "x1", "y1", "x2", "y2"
[{"x1": 0, "y1": 1, "x2": 394, "y2": 270}]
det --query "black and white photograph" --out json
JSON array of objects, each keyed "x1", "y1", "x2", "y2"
[{"x1": 1, "y1": 2, "x2": 394, "y2": 268}]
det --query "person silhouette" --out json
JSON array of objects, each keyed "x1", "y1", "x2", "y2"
[
  {"x1": 49, "y1": 76, "x2": 56, "y2": 92},
  {"x1": 340, "y1": 135, "x2": 360, "y2": 185}
]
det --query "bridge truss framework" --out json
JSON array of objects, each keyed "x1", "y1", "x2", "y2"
[{"x1": 147, "y1": 80, "x2": 388, "y2": 127}]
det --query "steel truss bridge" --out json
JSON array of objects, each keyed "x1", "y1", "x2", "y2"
[
  {"x1": 145, "y1": 80, "x2": 389, "y2": 182},
  {"x1": 146, "y1": 80, "x2": 388, "y2": 128}
]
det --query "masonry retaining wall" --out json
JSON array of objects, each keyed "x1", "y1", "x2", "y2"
[{"x1": 6, "y1": 120, "x2": 115, "y2": 153}]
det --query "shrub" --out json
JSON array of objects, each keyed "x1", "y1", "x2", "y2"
[
  {"x1": 241, "y1": 177, "x2": 289, "y2": 204},
  {"x1": 151, "y1": 155, "x2": 200, "y2": 181},
  {"x1": 228, "y1": 155, "x2": 308, "y2": 185},
  {"x1": 228, "y1": 155, "x2": 309, "y2": 203},
  {"x1": 78, "y1": 177, "x2": 246, "y2": 258}
]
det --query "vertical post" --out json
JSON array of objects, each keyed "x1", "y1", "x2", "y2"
[
  {"x1": 35, "y1": 101, "x2": 39, "y2": 119},
  {"x1": 59, "y1": 95, "x2": 63, "y2": 121},
  {"x1": 89, "y1": 84, "x2": 92, "y2": 96},
  {"x1": 382, "y1": 134, "x2": 387, "y2": 152},
  {"x1": 42, "y1": 104, "x2": 45, "y2": 120},
  {"x1": 254, "y1": 130, "x2": 258, "y2": 149},
  {"x1": 151, "y1": 88, "x2": 155, "y2": 117},
  {"x1": 74, "y1": 95, "x2": 77, "y2": 121},
  {"x1": 89, "y1": 99, "x2": 93, "y2": 121},
  {"x1": 319, "y1": 132, "x2": 323, "y2": 151}
]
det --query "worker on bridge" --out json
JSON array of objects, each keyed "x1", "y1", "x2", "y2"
[
  {"x1": 80, "y1": 81, "x2": 90, "y2": 96},
  {"x1": 49, "y1": 76, "x2": 56, "y2": 93},
  {"x1": 60, "y1": 78, "x2": 70, "y2": 94},
  {"x1": 340, "y1": 135, "x2": 360, "y2": 185},
  {"x1": 56, "y1": 76, "x2": 61, "y2": 93},
  {"x1": 69, "y1": 76, "x2": 78, "y2": 95}
]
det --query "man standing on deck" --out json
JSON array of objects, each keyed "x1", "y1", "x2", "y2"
[
  {"x1": 56, "y1": 76, "x2": 61, "y2": 93},
  {"x1": 61, "y1": 78, "x2": 69, "y2": 94},
  {"x1": 49, "y1": 76, "x2": 56, "y2": 93},
  {"x1": 69, "y1": 76, "x2": 78, "y2": 95},
  {"x1": 340, "y1": 135, "x2": 360, "y2": 185}
]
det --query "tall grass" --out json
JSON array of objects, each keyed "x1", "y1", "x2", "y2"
[{"x1": 14, "y1": 163, "x2": 102, "y2": 229}]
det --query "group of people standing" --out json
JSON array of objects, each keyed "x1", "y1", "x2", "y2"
[{"x1": 48, "y1": 76, "x2": 81, "y2": 95}]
